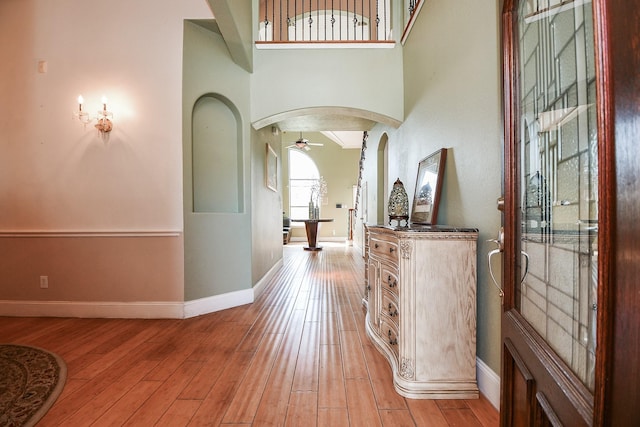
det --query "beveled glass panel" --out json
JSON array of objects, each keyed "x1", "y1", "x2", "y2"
[{"x1": 516, "y1": 0, "x2": 597, "y2": 392}]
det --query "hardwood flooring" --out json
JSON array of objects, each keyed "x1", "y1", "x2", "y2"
[{"x1": 0, "y1": 242, "x2": 499, "y2": 426}]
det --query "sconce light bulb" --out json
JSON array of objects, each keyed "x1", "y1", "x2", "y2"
[{"x1": 78, "y1": 95, "x2": 84, "y2": 111}]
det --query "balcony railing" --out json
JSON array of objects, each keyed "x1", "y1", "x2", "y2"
[{"x1": 257, "y1": 0, "x2": 393, "y2": 43}]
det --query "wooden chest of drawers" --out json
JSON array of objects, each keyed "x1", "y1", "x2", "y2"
[{"x1": 364, "y1": 225, "x2": 479, "y2": 399}]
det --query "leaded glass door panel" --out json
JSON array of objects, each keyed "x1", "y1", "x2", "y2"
[{"x1": 500, "y1": 0, "x2": 603, "y2": 425}]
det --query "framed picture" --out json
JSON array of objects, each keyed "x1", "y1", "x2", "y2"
[
  {"x1": 411, "y1": 148, "x2": 447, "y2": 225},
  {"x1": 266, "y1": 143, "x2": 278, "y2": 192}
]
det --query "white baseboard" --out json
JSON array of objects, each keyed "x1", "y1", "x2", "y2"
[
  {"x1": 183, "y1": 288, "x2": 254, "y2": 318},
  {"x1": 477, "y1": 357, "x2": 500, "y2": 409},
  {"x1": 184, "y1": 259, "x2": 283, "y2": 318},
  {"x1": 0, "y1": 260, "x2": 285, "y2": 320},
  {"x1": 253, "y1": 258, "x2": 283, "y2": 300},
  {"x1": 0, "y1": 289, "x2": 255, "y2": 320},
  {"x1": 0, "y1": 300, "x2": 184, "y2": 319}
]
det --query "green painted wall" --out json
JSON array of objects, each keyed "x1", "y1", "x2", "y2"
[
  {"x1": 252, "y1": 47, "x2": 404, "y2": 125},
  {"x1": 251, "y1": 127, "x2": 285, "y2": 284},
  {"x1": 183, "y1": 21, "x2": 254, "y2": 300},
  {"x1": 361, "y1": 0, "x2": 504, "y2": 373}
]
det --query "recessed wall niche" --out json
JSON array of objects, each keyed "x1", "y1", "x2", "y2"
[{"x1": 191, "y1": 94, "x2": 242, "y2": 213}]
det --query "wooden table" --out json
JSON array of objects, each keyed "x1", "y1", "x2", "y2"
[{"x1": 291, "y1": 219, "x2": 334, "y2": 251}]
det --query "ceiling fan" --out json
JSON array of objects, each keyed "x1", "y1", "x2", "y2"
[{"x1": 286, "y1": 132, "x2": 324, "y2": 151}]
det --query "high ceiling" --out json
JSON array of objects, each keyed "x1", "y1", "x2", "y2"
[
  {"x1": 319, "y1": 131, "x2": 366, "y2": 149},
  {"x1": 275, "y1": 114, "x2": 374, "y2": 149},
  {"x1": 252, "y1": 106, "x2": 401, "y2": 149},
  {"x1": 274, "y1": 114, "x2": 374, "y2": 148}
]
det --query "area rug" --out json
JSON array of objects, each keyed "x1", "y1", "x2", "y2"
[{"x1": 0, "y1": 344, "x2": 67, "y2": 427}]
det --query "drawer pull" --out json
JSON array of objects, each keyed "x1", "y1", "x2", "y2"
[
  {"x1": 374, "y1": 243, "x2": 379, "y2": 249},
  {"x1": 389, "y1": 247, "x2": 395, "y2": 253},
  {"x1": 388, "y1": 303, "x2": 398, "y2": 317},
  {"x1": 387, "y1": 275, "x2": 397, "y2": 288},
  {"x1": 388, "y1": 329, "x2": 398, "y2": 346}
]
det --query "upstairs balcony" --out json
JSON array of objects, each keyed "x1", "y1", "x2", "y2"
[
  {"x1": 250, "y1": 0, "x2": 425, "y2": 129},
  {"x1": 256, "y1": 0, "x2": 423, "y2": 47}
]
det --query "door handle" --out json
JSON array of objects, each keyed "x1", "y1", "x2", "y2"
[
  {"x1": 520, "y1": 250, "x2": 530, "y2": 285},
  {"x1": 487, "y1": 228, "x2": 505, "y2": 301},
  {"x1": 489, "y1": 197, "x2": 530, "y2": 300},
  {"x1": 488, "y1": 227, "x2": 531, "y2": 303},
  {"x1": 488, "y1": 248, "x2": 504, "y2": 300}
]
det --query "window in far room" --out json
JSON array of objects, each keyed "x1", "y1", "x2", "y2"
[{"x1": 289, "y1": 149, "x2": 320, "y2": 220}]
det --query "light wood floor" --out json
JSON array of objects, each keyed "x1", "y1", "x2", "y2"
[{"x1": 1, "y1": 242, "x2": 498, "y2": 426}]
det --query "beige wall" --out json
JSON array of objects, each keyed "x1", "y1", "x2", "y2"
[
  {"x1": 0, "y1": 0, "x2": 211, "y2": 309},
  {"x1": 360, "y1": 0, "x2": 504, "y2": 372},
  {"x1": 280, "y1": 132, "x2": 361, "y2": 240},
  {"x1": 1, "y1": 235, "x2": 183, "y2": 302}
]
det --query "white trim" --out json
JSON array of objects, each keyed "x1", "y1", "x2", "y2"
[
  {"x1": 0, "y1": 259, "x2": 286, "y2": 320},
  {"x1": 477, "y1": 357, "x2": 501, "y2": 410},
  {"x1": 183, "y1": 289, "x2": 254, "y2": 319},
  {"x1": 0, "y1": 300, "x2": 184, "y2": 319},
  {"x1": 0, "y1": 289, "x2": 255, "y2": 320},
  {"x1": 253, "y1": 258, "x2": 283, "y2": 300}
]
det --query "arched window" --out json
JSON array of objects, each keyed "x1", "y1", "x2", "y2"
[{"x1": 289, "y1": 150, "x2": 319, "y2": 219}]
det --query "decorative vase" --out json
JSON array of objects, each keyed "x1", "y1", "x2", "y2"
[
  {"x1": 309, "y1": 198, "x2": 315, "y2": 219},
  {"x1": 387, "y1": 178, "x2": 409, "y2": 227}
]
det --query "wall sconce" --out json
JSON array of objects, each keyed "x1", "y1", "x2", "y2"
[
  {"x1": 75, "y1": 95, "x2": 114, "y2": 134},
  {"x1": 76, "y1": 95, "x2": 91, "y2": 124}
]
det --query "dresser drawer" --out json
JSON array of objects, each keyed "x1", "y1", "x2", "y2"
[
  {"x1": 380, "y1": 266, "x2": 399, "y2": 297},
  {"x1": 380, "y1": 317, "x2": 399, "y2": 359},
  {"x1": 381, "y1": 288, "x2": 399, "y2": 327},
  {"x1": 370, "y1": 234, "x2": 399, "y2": 265}
]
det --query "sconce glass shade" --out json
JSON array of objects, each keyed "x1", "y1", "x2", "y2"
[
  {"x1": 388, "y1": 178, "x2": 409, "y2": 226},
  {"x1": 76, "y1": 111, "x2": 91, "y2": 124},
  {"x1": 74, "y1": 95, "x2": 114, "y2": 134}
]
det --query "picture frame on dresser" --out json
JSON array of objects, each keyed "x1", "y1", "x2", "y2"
[{"x1": 411, "y1": 148, "x2": 447, "y2": 225}]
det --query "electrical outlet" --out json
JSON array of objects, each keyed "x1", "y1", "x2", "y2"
[{"x1": 40, "y1": 276, "x2": 48, "y2": 289}]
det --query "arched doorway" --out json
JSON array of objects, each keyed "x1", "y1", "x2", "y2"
[{"x1": 376, "y1": 133, "x2": 389, "y2": 223}]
